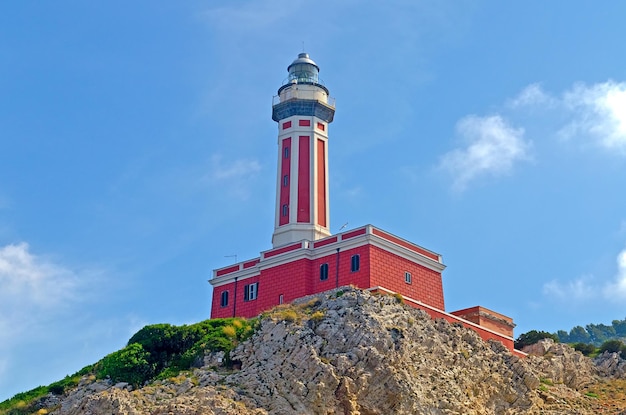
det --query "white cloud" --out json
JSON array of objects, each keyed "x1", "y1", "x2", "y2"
[
  {"x1": 560, "y1": 81, "x2": 626, "y2": 153},
  {"x1": 544, "y1": 247, "x2": 626, "y2": 303},
  {"x1": 439, "y1": 115, "x2": 531, "y2": 191},
  {"x1": 506, "y1": 80, "x2": 626, "y2": 154},
  {"x1": 207, "y1": 155, "x2": 262, "y2": 182},
  {"x1": 441, "y1": 80, "x2": 626, "y2": 190},
  {"x1": 0, "y1": 243, "x2": 81, "y2": 343},
  {"x1": 0, "y1": 243, "x2": 121, "y2": 400},
  {"x1": 543, "y1": 275, "x2": 597, "y2": 301},
  {"x1": 204, "y1": 155, "x2": 262, "y2": 201},
  {"x1": 507, "y1": 83, "x2": 557, "y2": 109},
  {"x1": 603, "y1": 248, "x2": 626, "y2": 300},
  {"x1": 0, "y1": 243, "x2": 77, "y2": 299},
  {"x1": 201, "y1": 2, "x2": 300, "y2": 32}
]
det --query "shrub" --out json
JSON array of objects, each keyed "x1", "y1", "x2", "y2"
[
  {"x1": 48, "y1": 383, "x2": 65, "y2": 396},
  {"x1": 572, "y1": 342, "x2": 596, "y2": 356},
  {"x1": 96, "y1": 343, "x2": 154, "y2": 387},
  {"x1": 599, "y1": 339, "x2": 625, "y2": 354},
  {"x1": 514, "y1": 330, "x2": 559, "y2": 349}
]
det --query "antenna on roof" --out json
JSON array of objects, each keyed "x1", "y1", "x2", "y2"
[
  {"x1": 339, "y1": 222, "x2": 348, "y2": 231},
  {"x1": 224, "y1": 254, "x2": 237, "y2": 263}
]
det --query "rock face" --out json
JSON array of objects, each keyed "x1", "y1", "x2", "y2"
[
  {"x1": 48, "y1": 288, "x2": 625, "y2": 415},
  {"x1": 595, "y1": 351, "x2": 626, "y2": 379},
  {"x1": 523, "y1": 339, "x2": 597, "y2": 389}
]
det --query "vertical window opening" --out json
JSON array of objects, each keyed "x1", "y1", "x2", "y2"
[
  {"x1": 220, "y1": 291, "x2": 229, "y2": 307},
  {"x1": 351, "y1": 255, "x2": 360, "y2": 272},
  {"x1": 320, "y1": 263, "x2": 329, "y2": 280},
  {"x1": 405, "y1": 272, "x2": 412, "y2": 284}
]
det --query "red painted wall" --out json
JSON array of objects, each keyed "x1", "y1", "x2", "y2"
[
  {"x1": 212, "y1": 258, "x2": 313, "y2": 319},
  {"x1": 297, "y1": 136, "x2": 310, "y2": 223},
  {"x1": 258, "y1": 258, "x2": 312, "y2": 310},
  {"x1": 279, "y1": 138, "x2": 291, "y2": 226},
  {"x1": 369, "y1": 246, "x2": 445, "y2": 310},
  {"x1": 212, "y1": 245, "x2": 373, "y2": 319}
]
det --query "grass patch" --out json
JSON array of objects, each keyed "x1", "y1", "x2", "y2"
[
  {"x1": 540, "y1": 378, "x2": 554, "y2": 386},
  {"x1": 310, "y1": 310, "x2": 325, "y2": 322},
  {"x1": 393, "y1": 293, "x2": 404, "y2": 304}
]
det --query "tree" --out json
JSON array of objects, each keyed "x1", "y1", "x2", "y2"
[
  {"x1": 556, "y1": 330, "x2": 570, "y2": 343},
  {"x1": 514, "y1": 330, "x2": 559, "y2": 349},
  {"x1": 612, "y1": 319, "x2": 626, "y2": 337},
  {"x1": 586, "y1": 323, "x2": 616, "y2": 345},
  {"x1": 568, "y1": 326, "x2": 591, "y2": 344}
]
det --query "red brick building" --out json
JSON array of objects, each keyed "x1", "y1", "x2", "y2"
[{"x1": 209, "y1": 53, "x2": 519, "y2": 353}]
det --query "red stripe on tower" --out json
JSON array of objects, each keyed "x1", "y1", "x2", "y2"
[
  {"x1": 297, "y1": 136, "x2": 311, "y2": 223},
  {"x1": 279, "y1": 137, "x2": 291, "y2": 226}
]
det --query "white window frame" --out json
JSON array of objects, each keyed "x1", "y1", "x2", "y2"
[{"x1": 244, "y1": 282, "x2": 258, "y2": 301}]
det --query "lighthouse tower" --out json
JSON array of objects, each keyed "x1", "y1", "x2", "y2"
[{"x1": 271, "y1": 53, "x2": 336, "y2": 247}]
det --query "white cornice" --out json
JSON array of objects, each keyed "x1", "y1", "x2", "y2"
[{"x1": 210, "y1": 228, "x2": 445, "y2": 287}]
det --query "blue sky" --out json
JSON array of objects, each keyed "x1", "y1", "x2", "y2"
[{"x1": 1, "y1": 1, "x2": 626, "y2": 400}]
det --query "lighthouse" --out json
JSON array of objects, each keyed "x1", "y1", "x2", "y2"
[
  {"x1": 209, "y1": 53, "x2": 518, "y2": 353},
  {"x1": 271, "y1": 53, "x2": 335, "y2": 247}
]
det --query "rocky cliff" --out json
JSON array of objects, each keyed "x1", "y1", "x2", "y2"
[{"x1": 37, "y1": 288, "x2": 626, "y2": 414}]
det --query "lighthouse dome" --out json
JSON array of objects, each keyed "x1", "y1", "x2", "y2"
[{"x1": 287, "y1": 52, "x2": 320, "y2": 84}]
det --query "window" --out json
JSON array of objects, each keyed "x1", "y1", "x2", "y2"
[
  {"x1": 220, "y1": 290, "x2": 229, "y2": 307},
  {"x1": 282, "y1": 204, "x2": 289, "y2": 217},
  {"x1": 405, "y1": 272, "x2": 412, "y2": 284},
  {"x1": 320, "y1": 263, "x2": 329, "y2": 280},
  {"x1": 317, "y1": 122, "x2": 325, "y2": 131},
  {"x1": 351, "y1": 254, "x2": 360, "y2": 272},
  {"x1": 282, "y1": 121, "x2": 292, "y2": 129},
  {"x1": 279, "y1": 294, "x2": 284, "y2": 304},
  {"x1": 283, "y1": 175, "x2": 289, "y2": 187},
  {"x1": 299, "y1": 119, "x2": 311, "y2": 127},
  {"x1": 244, "y1": 282, "x2": 258, "y2": 301},
  {"x1": 284, "y1": 146, "x2": 290, "y2": 158}
]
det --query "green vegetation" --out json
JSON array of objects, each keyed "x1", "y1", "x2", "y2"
[
  {"x1": 514, "y1": 330, "x2": 559, "y2": 349},
  {"x1": 0, "y1": 317, "x2": 255, "y2": 415},
  {"x1": 556, "y1": 318, "x2": 626, "y2": 346},
  {"x1": 518, "y1": 317, "x2": 626, "y2": 354},
  {"x1": 517, "y1": 325, "x2": 626, "y2": 359},
  {"x1": 572, "y1": 342, "x2": 597, "y2": 356},
  {"x1": 0, "y1": 365, "x2": 93, "y2": 415},
  {"x1": 393, "y1": 293, "x2": 404, "y2": 304}
]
